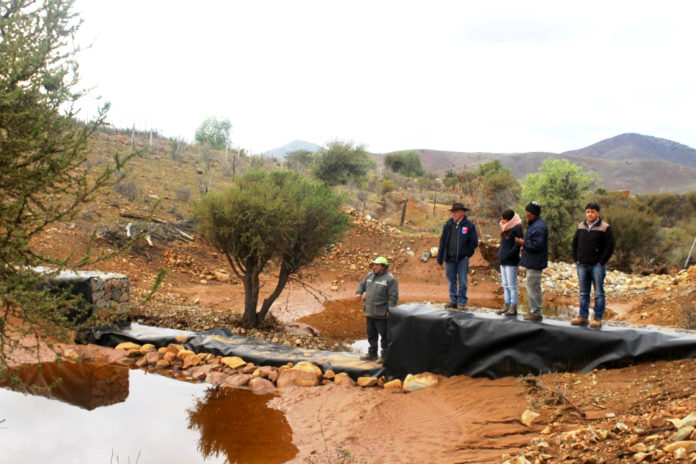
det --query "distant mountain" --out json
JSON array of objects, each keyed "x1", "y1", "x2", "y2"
[
  {"x1": 390, "y1": 134, "x2": 696, "y2": 194},
  {"x1": 563, "y1": 133, "x2": 696, "y2": 168},
  {"x1": 263, "y1": 140, "x2": 320, "y2": 158}
]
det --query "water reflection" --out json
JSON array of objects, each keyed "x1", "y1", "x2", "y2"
[
  {"x1": 187, "y1": 387, "x2": 298, "y2": 464},
  {"x1": 0, "y1": 364, "x2": 297, "y2": 463},
  {"x1": 0, "y1": 361, "x2": 129, "y2": 410}
]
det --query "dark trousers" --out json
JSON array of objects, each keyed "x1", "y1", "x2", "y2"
[{"x1": 366, "y1": 316, "x2": 388, "y2": 356}]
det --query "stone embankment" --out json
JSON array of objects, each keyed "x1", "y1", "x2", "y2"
[{"x1": 111, "y1": 341, "x2": 439, "y2": 394}]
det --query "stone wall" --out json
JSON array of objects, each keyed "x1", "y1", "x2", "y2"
[{"x1": 36, "y1": 267, "x2": 130, "y2": 312}]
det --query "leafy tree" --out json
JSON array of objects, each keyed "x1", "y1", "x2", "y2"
[
  {"x1": 520, "y1": 159, "x2": 597, "y2": 260},
  {"x1": 477, "y1": 160, "x2": 520, "y2": 218},
  {"x1": 313, "y1": 140, "x2": 375, "y2": 186},
  {"x1": 285, "y1": 149, "x2": 317, "y2": 174},
  {"x1": 195, "y1": 170, "x2": 350, "y2": 327},
  {"x1": 1, "y1": 0, "x2": 129, "y2": 374},
  {"x1": 194, "y1": 117, "x2": 231, "y2": 150},
  {"x1": 384, "y1": 150, "x2": 424, "y2": 177}
]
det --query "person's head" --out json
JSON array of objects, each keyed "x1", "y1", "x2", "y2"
[
  {"x1": 450, "y1": 202, "x2": 470, "y2": 221},
  {"x1": 524, "y1": 201, "x2": 541, "y2": 221},
  {"x1": 585, "y1": 202, "x2": 600, "y2": 223},
  {"x1": 371, "y1": 256, "x2": 388, "y2": 272},
  {"x1": 501, "y1": 208, "x2": 515, "y2": 224}
]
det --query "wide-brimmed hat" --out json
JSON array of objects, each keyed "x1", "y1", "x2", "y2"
[{"x1": 449, "y1": 202, "x2": 470, "y2": 212}]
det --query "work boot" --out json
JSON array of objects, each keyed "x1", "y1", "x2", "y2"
[
  {"x1": 570, "y1": 316, "x2": 589, "y2": 326},
  {"x1": 457, "y1": 304, "x2": 467, "y2": 311},
  {"x1": 445, "y1": 302, "x2": 458, "y2": 309},
  {"x1": 496, "y1": 303, "x2": 509, "y2": 315},
  {"x1": 504, "y1": 304, "x2": 518, "y2": 316},
  {"x1": 589, "y1": 319, "x2": 602, "y2": 328},
  {"x1": 523, "y1": 312, "x2": 543, "y2": 321},
  {"x1": 360, "y1": 353, "x2": 378, "y2": 361}
]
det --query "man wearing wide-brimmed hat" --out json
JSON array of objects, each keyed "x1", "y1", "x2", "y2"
[{"x1": 437, "y1": 202, "x2": 478, "y2": 310}]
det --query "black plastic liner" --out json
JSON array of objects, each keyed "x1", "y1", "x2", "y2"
[
  {"x1": 386, "y1": 303, "x2": 696, "y2": 379},
  {"x1": 83, "y1": 323, "x2": 385, "y2": 379}
]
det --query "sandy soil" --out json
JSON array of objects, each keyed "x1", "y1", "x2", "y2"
[{"x1": 19, "y1": 218, "x2": 696, "y2": 463}]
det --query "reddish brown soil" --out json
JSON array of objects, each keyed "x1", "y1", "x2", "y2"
[{"x1": 21, "y1": 218, "x2": 696, "y2": 463}]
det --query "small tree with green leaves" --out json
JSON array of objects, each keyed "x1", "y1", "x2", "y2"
[
  {"x1": 477, "y1": 159, "x2": 521, "y2": 218},
  {"x1": 194, "y1": 117, "x2": 231, "y2": 150},
  {"x1": 384, "y1": 150, "x2": 425, "y2": 177},
  {"x1": 313, "y1": 141, "x2": 375, "y2": 186},
  {"x1": 1, "y1": 0, "x2": 131, "y2": 376},
  {"x1": 195, "y1": 170, "x2": 350, "y2": 327},
  {"x1": 285, "y1": 149, "x2": 317, "y2": 174},
  {"x1": 520, "y1": 159, "x2": 597, "y2": 260}
]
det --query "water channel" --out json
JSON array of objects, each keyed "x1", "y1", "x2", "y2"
[{"x1": 0, "y1": 361, "x2": 297, "y2": 463}]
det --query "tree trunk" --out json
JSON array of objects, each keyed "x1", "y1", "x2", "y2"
[
  {"x1": 242, "y1": 270, "x2": 261, "y2": 327},
  {"x1": 258, "y1": 267, "x2": 291, "y2": 322}
]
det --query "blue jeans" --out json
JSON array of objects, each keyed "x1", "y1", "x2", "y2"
[
  {"x1": 445, "y1": 258, "x2": 469, "y2": 305},
  {"x1": 577, "y1": 263, "x2": 606, "y2": 320},
  {"x1": 500, "y1": 265, "x2": 519, "y2": 304}
]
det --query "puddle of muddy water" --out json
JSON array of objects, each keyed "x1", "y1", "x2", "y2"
[{"x1": 0, "y1": 361, "x2": 297, "y2": 464}]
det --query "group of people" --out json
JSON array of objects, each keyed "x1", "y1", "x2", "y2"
[{"x1": 354, "y1": 200, "x2": 615, "y2": 361}]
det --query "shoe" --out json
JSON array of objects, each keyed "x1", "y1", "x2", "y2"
[
  {"x1": 523, "y1": 312, "x2": 542, "y2": 321},
  {"x1": 503, "y1": 304, "x2": 518, "y2": 316},
  {"x1": 360, "y1": 354, "x2": 378, "y2": 361},
  {"x1": 445, "y1": 302, "x2": 458, "y2": 309},
  {"x1": 496, "y1": 303, "x2": 510, "y2": 315},
  {"x1": 570, "y1": 317, "x2": 589, "y2": 326},
  {"x1": 457, "y1": 304, "x2": 467, "y2": 311},
  {"x1": 590, "y1": 319, "x2": 602, "y2": 328}
]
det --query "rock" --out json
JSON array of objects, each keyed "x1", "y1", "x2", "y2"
[
  {"x1": 521, "y1": 410, "x2": 541, "y2": 427},
  {"x1": 188, "y1": 364, "x2": 219, "y2": 381},
  {"x1": 126, "y1": 348, "x2": 142, "y2": 358},
  {"x1": 213, "y1": 270, "x2": 229, "y2": 282},
  {"x1": 61, "y1": 348, "x2": 79, "y2": 359},
  {"x1": 174, "y1": 335, "x2": 189, "y2": 343},
  {"x1": 383, "y1": 379, "x2": 403, "y2": 391},
  {"x1": 155, "y1": 359, "x2": 170, "y2": 368},
  {"x1": 221, "y1": 374, "x2": 252, "y2": 388},
  {"x1": 323, "y1": 370, "x2": 336, "y2": 380},
  {"x1": 403, "y1": 372, "x2": 439, "y2": 393},
  {"x1": 277, "y1": 367, "x2": 321, "y2": 388},
  {"x1": 252, "y1": 366, "x2": 279, "y2": 383},
  {"x1": 670, "y1": 425, "x2": 694, "y2": 442},
  {"x1": 357, "y1": 377, "x2": 378, "y2": 387},
  {"x1": 282, "y1": 322, "x2": 320, "y2": 337},
  {"x1": 248, "y1": 377, "x2": 275, "y2": 393},
  {"x1": 115, "y1": 342, "x2": 141, "y2": 351},
  {"x1": 166, "y1": 343, "x2": 185, "y2": 354},
  {"x1": 163, "y1": 351, "x2": 176, "y2": 362},
  {"x1": 142, "y1": 351, "x2": 160, "y2": 365},
  {"x1": 138, "y1": 343, "x2": 155, "y2": 354},
  {"x1": 220, "y1": 356, "x2": 247, "y2": 369},
  {"x1": 334, "y1": 372, "x2": 356, "y2": 387},
  {"x1": 205, "y1": 372, "x2": 230, "y2": 385},
  {"x1": 420, "y1": 251, "x2": 430, "y2": 262},
  {"x1": 175, "y1": 349, "x2": 195, "y2": 360},
  {"x1": 294, "y1": 361, "x2": 323, "y2": 377},
  {"x1": 664, "y1": 440, "x2": 696, "y2": 453}
]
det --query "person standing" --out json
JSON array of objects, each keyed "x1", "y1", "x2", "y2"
[
  {"x1": 496, "y1": 209, "x2": 524, "y2": 316},
  {"x1": 570, "y1": 202, "x2": 615, "y2": 329},
  {"x1": 516, "y1": 202, "x2": 548, "y2": 321},
  {"x1": 355, "y1": 256, "x2": 399, "y2": 361},
  {"x1": 437, "y1": 202, "x2": 479, "y2": 310}
]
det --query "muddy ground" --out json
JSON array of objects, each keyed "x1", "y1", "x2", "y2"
[{"x1": 22, "y1": 213, "x2": 696, "y2": 463}]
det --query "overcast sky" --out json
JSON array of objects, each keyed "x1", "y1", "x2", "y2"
[{"x1": 72, "y1": 1, "x2": 696, "y2": 155}]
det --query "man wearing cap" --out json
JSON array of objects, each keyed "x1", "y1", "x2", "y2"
[
  {"x1": 355, "y1": 256, "x2": 399, "y2": 362},
  {"x1": 515, "y1": 202, "x2": 548, "y2": 321},
  {"x1": 437, "y1": 202, "x2": 479, "y2": 310},
  {"x1": 570, "y1": 202, "x2": 615, "y2": 329}
]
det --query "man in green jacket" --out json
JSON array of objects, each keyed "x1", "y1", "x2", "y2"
[{"x1": 355, "y1": 256, "x2": 399, "y2": 362}]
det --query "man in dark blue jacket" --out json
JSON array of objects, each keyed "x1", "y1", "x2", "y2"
[
  {"x1": 437, "y1": 202, "x2": 478, "y2": 309},
  {"x1": 515, "y1": 201, "x2": 548, "y2": 321}
]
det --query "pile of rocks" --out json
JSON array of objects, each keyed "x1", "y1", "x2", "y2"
[
  {"x1": 113, "y1": 341, "x2": 440, "y2": 394},
  {"x1": 538, "y1": 262, "x2": 695, "y2": 297}
]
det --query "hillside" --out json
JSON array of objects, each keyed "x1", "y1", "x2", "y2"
[{"x1": 405, "y1": 134, "x2": 696, "y2": 194}]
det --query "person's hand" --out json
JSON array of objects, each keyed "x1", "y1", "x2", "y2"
[{"x1": 355, "y1": 294, "x2": 362, "y2": 301}]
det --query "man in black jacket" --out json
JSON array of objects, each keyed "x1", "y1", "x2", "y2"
[
  {"x1": 570, "y1": 202, "x2": 615, "y2": 328},
  {"x1": 437, "y1": 203, "x2": 478, "y2": 310}
]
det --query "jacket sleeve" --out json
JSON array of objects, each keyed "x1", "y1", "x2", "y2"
[
  {"x1": 467, "y1": 223, "x2": 479, "y2": 258},
  {"x1": 505, "y1": 227, "x2": 523, "y2": 261},
  {"x1": 437, "y1": 225, "x2": 446, "y2": 264},
  {"x1": 524, "y1": 224, "x2": 545, "y2": 252},
  {"x1": 356, "y1": 274, "x2": 368, "y2": 295},
  {"x1": 387, "y1": 277, "x2": 399, "y2": 308},
  {"x1": 571, "y1": 227, "x2": 580, "y2": 262},
  {"x1": 600, "y1": 226, "x2": 615, "y2": 265}
]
